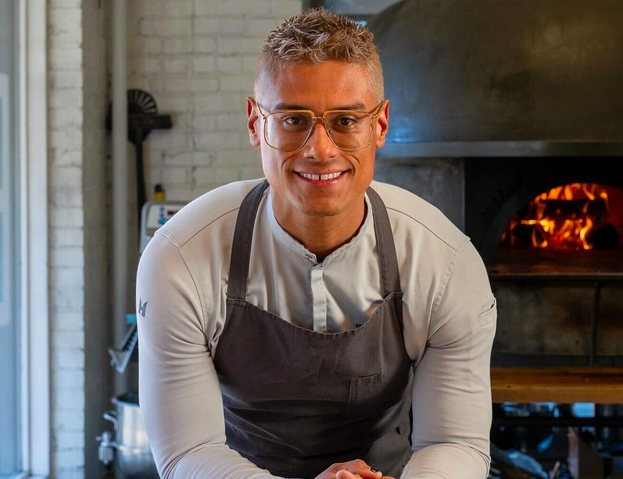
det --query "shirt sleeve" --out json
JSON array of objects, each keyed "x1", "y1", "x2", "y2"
[
  {"x1": 400, "y1": 239, "x2": 497, "y2": 479},
  {"x1": 137, "y1": 233, "x2": 284, "y2": 479}
]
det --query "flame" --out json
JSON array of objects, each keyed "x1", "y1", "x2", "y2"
[{"x1": 505, "y1": 183, "x2": 609, "y2": 250}]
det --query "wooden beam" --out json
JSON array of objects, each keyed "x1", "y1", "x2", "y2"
[{"x1": 491, "y1": 367, "x2": 623, "y2": 404}]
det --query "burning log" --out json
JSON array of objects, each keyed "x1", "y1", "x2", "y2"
[
  {"x1": 586, "y1": 223, "x2": 620, "y2": 249},
  {"x1": 501, "y1": 183, "x2": 621, "y2": 251}
]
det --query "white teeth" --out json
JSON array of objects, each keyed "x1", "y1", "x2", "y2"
[
  {"x1": 321, "y1": 171, "x2": 343, "y2": 180},
  {"x1": 299, "y1": 171, "x2": 343, "y2": 181}
]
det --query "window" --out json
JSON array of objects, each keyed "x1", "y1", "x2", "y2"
[
  {"x1": 0, "y1": 0, "x2": 21, "y2": 476},
  {"x1": 0, "y1": 1, "x2": 50, "y2": 476}
]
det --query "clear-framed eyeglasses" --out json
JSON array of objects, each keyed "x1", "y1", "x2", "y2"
[{"x1": 249, "y1": 97, "x2": 385, "y2": 152}]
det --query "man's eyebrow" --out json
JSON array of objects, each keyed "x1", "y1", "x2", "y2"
[{"x1": 272, "y1": 102, "x2": 367, "y2": 111}]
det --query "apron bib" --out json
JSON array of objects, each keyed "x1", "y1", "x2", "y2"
[{"x1": 213, "y1": 180, "x2": 414, "y2": 479}]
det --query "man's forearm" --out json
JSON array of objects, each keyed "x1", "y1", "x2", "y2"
[
  {"x1": 162, "y1": 444, "x2": 284, "y2": 479},
  {"x1": 400, "y1": 444, "x2": 489, "y2": 479}
]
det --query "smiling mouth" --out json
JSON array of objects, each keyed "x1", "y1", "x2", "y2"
[{"x1": 296, "y1": 171, "x2": 346, "y2": 181}]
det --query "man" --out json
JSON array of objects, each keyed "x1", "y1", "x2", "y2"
[{"x1": 137, "y1": 8, "x2": 497, "y2": 479}]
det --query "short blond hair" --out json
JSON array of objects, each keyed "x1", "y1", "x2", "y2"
[{"x1": 255, "y1": 8, "x2": 384, "y2": 103}]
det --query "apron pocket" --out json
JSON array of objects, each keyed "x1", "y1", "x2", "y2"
[{"x1": 348, "y1": 372, "x2": 384, "y2": 404}]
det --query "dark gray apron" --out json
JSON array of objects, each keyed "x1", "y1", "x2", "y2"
[{"x1": 213, "y1": 180, "x2": 414, "y2": 479}]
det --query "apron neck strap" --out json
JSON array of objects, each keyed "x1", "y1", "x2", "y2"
[
  {"x1": 227, "y1": 180, "x2": 401, "y2": 301},
  {"x1": 365, "y1": 185, "x2": 402, "y2": 296},
  {"x1": 227, "y1": 180, "x2": 270, "y2": 301}
]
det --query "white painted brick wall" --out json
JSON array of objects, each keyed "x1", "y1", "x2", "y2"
[
  {"x1": 127, "y1": 0, "x2": 302, "y2": 201},
  {"x1": 48, "y1": 1, "x2": 86, "y2": 474},
  {"x1": 54, "y1": 369, "x2": 86, "y2": 390}
]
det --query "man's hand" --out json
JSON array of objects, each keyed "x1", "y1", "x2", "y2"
[{"x1": 314, "y1": 459, "x2": 396, "y2": 479}]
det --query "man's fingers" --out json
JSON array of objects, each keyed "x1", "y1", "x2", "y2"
[
  {"x1": 334, "y1": 470, "x2": 392, "y2": 479},
  {"x1": 336, "y1": 472, "x2": 363, "y2": 479},
  {"x1": 336, "y1": 459, "x2": 383, "y2": 479}
]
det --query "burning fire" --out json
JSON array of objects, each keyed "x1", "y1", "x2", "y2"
[{"x1": 501, "y1": 183, "x2": 616, "y2": 250}]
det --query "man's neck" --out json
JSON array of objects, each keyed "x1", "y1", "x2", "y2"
[{"x1": 272, "y1": 195, "x2": 367, "y2": 263}]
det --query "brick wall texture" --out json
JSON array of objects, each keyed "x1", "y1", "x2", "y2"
[
  {"x1": 127, "y1": 0, "x2": 302, "y2": 202},
  {"x1": 46, "y1": 1, "x2": 302, "y2": 477},
  {"x1": 48, "y1": 0, "x2": 88, "y2": 476}
]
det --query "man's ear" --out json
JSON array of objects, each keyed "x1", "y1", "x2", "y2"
[
  {"x1": 246, "y1": 97, "x2": 261, "y2": 147},
  {"x1": 375, "y1": 99, "x2": 390, "y2": 149}
]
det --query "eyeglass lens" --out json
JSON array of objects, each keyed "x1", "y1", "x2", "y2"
[{"x1": 264, "y1": 111, "x2": 374, "y2": 151}]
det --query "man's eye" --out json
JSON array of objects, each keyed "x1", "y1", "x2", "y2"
[
  {"x1": 333, "y1": 116, "x2": 359, "y2": 128},
  {"x1": 283, "y1": 116, "x2": 306, "y2": 126}
]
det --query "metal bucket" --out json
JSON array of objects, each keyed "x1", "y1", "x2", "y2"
[{"x1": 97, "y1": 392, "x2": 159, "y2": 479}]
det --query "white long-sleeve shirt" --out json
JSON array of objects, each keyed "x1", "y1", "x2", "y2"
[{"x1": 137, "y1": 178, "x2": 497, "y2": 479}]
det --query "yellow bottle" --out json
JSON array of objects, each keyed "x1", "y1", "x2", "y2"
[{"x1": 154, "y1": 183, "x2": 165, "y2": 201}]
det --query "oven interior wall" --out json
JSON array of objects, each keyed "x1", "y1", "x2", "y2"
[
  {"x1": 465, "y1": 158, "x2": 623, "y2": 367},
  {"x1": 376, "y1": 156, "x2": 623, "y2": 368},
  {"x1": 464, "y1": 158, "x2": 623, "y2": 262}
]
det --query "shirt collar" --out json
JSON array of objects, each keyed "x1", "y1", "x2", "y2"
[{"x1": 265, "y1": 187, "x2": 373, "y2": 266}]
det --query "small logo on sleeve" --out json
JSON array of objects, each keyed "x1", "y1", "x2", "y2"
[{"x1": 138, "y1": 299, "x2": 148, "y2": 317}]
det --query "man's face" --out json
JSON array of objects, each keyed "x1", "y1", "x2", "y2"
[{"x1": 246, "y1": 60, "x2": 389, "y2": 219}]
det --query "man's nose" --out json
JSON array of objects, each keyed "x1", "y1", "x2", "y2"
[{"x1": 302, "y1": 120, "x2": 339, "y2": 157}]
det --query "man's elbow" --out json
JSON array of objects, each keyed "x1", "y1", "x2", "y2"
[
  {"x1": 411, "y1": 442, "x2": 490, "y2": 479},
  {"x1": 154, "y1": 448, "x2": 191, "y2": 479}
]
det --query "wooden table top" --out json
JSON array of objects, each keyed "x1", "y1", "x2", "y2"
[{"x1": 491, "y1": 367, "x2": 623, "y2": 404}]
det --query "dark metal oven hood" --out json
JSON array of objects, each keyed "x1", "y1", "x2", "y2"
[{"x1": 367, "y1": 0, "x2": 623, "y2": 157}]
